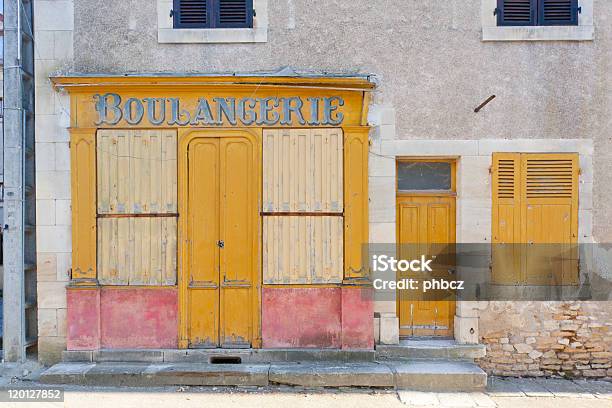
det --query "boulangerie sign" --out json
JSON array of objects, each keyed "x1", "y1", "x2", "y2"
[{"x1": 94, "y1": 93, "x2": 346, "y2": 127}]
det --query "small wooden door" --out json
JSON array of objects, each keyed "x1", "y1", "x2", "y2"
[
  {"x1": 184, "y1": 134, "x2": 258, "y2": 348},
  {"x1": 396, "y1": 159, "x2": 456, "y2": 337}
]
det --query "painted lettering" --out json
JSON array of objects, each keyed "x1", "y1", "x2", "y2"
[
  {"x1": 168, "y1": 98, "x2": 191, "y2": 126},
  {"x1": 280, "y1": 97, "x2": 306, "y2": 126},
  {"x1": 124, "y1": 98, "x2": 144, "y2": 125},
  {"x1": 92, "y1": 93, "x2": 346, "y2": 127},
  {"x1": 238, "y1": 98, "x2": 257, "y2": 125},
  {"x1": 94, "y1": 93, "x2": 123, "y2": 125},
  {"x1": 190, "y1": 98, "x2": 215, "y2": 125},
  {"x1": 322, "y1": 96, "x2": 344, "y2": 126},
  {"x1": 144, "y1": 98, "x2": 166, "y2": 125}
]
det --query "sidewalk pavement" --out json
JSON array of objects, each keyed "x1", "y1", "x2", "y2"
[
  {"x1": 1, "y1": 364, "x2": 612, "y2": 408},
  {"x1": 399, "y1": 377, "x2": 612, "y2": 407}
]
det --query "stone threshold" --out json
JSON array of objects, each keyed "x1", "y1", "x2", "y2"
[
  {"x1": 63, "y1": 348, "x2": 376, "y2": 364},
  {"x1": 40, "y1": 360, "x2": 487, "y2": 391},
  {"x1": 376, "y1": 340, "x2": 487, "y2": 361}
]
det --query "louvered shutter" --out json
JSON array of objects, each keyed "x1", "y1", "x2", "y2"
[
  {"x1": 174, "y1": 0, "x2": 253, "y2": 28},
  {"x1": 492, "y1": 153, "x2": 522, "y2": 284},
  {"x1": 497, "y1": 0, "x2": 536, "y2": 26},
  {"x1": 521, "y1": 153, "x2": 578, "y2": 285},
  {"x1": 539, "y1": 0, "x2": 579, "y2": 25},
  {"x1": 174, "y1": 0, "x2": 211, "y2": 28},
  {"x1": 216, "y1": 0, "x2": 253, "y2": 28},
  {"x1": 491, "y1": 153, "x2": 579, "y2": 285}
]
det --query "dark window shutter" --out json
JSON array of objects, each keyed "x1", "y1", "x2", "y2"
[
  {"x1": 174, "y1": 0, "x2": 212, "y2": 28},
  {"x1": 216, "y1": 0, "x2": 253, "y2": 28},
  {"x1": 539, "y1": 0, "x2": 578, "y2": 25},
  {"x1": 174, "y1": 0, "x2": 253, "y2": 29},
  {"x1": 497, "y1": 0, "x2": 537, "y2": 26}
]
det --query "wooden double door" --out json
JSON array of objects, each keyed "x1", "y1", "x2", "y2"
[{"x1": 180, "y1": 131, "x2": 259, "y2": 348}]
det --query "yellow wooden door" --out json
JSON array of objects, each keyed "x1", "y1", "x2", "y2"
[
  {"x1": 185, "y1": 135, "x2": 258, "y2": 348},
  {"x1": 219, "y1": 137, "x2": 257, "y2": 347},
  {"x1": 187, "y1": 138, "x2": 221, "y2": 347},
  {"x1": 397, "y1": 195, "x2": 456, "y2": 337}
]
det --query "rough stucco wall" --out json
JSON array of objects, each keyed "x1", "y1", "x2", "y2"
[{"x1": 71, "y1": 1, "x2": 611, "y2": 240}]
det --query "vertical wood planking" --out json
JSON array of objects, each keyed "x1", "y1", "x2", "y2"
[
  {"x1": 97, "y1": 217, "x2": 177, "y2": 285},
  {"x1": 97, "y1": 129, "x2": 177, "y2": 215},
  {"x1": 263, "y1": 128, "x2": 344, "y2": 212},
  {"x1": 96, "y1": 129, "x2": 178, "y2": 286},
  {"x1": 263, "y1": 216, "x2": 343, "y2": 284}
]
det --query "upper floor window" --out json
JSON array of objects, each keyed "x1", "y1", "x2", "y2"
[
  {"x1": 172, "y1": 0, "x2": 254, "y2": 29},
  {"x1": 496, "y1": 0, "x2": 580, "y2": 26}
]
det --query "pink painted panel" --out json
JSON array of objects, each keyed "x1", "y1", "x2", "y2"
[
  {"x1": 67, "y1": 288, "x2": 100, "y2": 350},
  {"x1": 100, "y1": 288, "x2": 178, "y2": 349},
  {"x1": 341, "y1": 287, "x2": 374, "y2": 350},
  {"x1": 262, "y1": 288, "x2": 341, "y2": 348}
]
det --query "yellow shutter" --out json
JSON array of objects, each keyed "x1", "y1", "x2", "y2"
[
  {"x1": 521, "y1": 153, "x2": 579, "y2": 285},
  {"x1": 262, "y1": 128, "x2": 345, "y2": 285},
  {"x1": 492, "y1": 152, "x2": 579, "y2": 285},
  {"x1": 491, "y1": 153, "x2": 522, "y2": 284},
  {"x1": 96, "y1": 129, "x2": 178, "y2": 285},
  {"x1": 263, "y1": 128, "x2": 343, "y2": 212},
  {"x1": 263, "y1": 216, "x2": 343, "y2": 284}
]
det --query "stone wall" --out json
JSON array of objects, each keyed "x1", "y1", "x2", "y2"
[
  {"x1": 34, "y1": 0, "x2": 74, "y2": 365},
  {"x1": 478, "y1": 301, "x2": 612, "y2": 378}
]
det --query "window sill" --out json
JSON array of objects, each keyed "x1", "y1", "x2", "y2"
[
  {"x1": 482, "y1": 25, "x2": 594, "y2": 42},
  {"x1": 158, "y1": 27, "x2": 267, "y2": 44}
]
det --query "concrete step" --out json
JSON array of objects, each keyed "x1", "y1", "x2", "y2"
[
  {"x1": 268, "y1": 363, "x2": 394, "y2": 388},
  {"x1": 40, "y1": 362, "x2": 270, "y2": 387},
  {"x1": 62, "y1": 348, "x2": 375, "y2": 364},
  {"x1": 40, "y1": 362, "x2": 392, "y2": 388},
  {"x1": 390, "y1": 360, "x2": 487, "y2": 392},
  {"x1": 40, "y1": 360, "x2": 486, "y2": 391},
  {"x1": 376, "y1": 339, "x2": 486, "y2": 361}
]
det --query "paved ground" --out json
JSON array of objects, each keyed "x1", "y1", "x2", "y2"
[{"x1": 1, "y1": 364, "x2": 611, "y2": 408}]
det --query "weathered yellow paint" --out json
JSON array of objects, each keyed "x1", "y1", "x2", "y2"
[
  {"x1": 178, "y1": 129, "x2": 261, "y2": 349},
  {"x1": 263, "y1": 216, "x2": 343, "y2": 284},
  {"x1": 51, "y1": 75, "x2": 376, "y2": 89},
  {"x1": 396, "y1": 159, "x2": 456, "y2": 338},
  {"x1": 492, "y1": 153, "x2": 579, "y2": 285},
  {"x1": 61, "y1": 76, "x2": 371, "y2": 347},
  {"x1": 97, "y1": 129, "x2": 177, "y2": 214},
  {"x1": 263, "y1": 128, "x2": 343, "y2": 213},
  {"x1": 51, "y1": 76, "x2": 372, "y2": 130},
  {"x1": 491, "y1": 153, "x2": 522, "y2": 284},
  {"x1": 97, "y1": 217, "x2": 177, "y2": 285},
  {"x1": 96, "y1": 129, "x2": 178, "y2": 286},
  {"x1": 70, "y1": 128, "x2": 97, "y2": 284},
  {"x1": 343, "y1": 127, "x2": 369, "y2": 281}
]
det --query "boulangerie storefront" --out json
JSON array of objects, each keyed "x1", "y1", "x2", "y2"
[{"x1": 53, "y1": 74, "x2": 374, "y2": 351}]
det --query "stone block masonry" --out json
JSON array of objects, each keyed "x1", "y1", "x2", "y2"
[{"x1": 477, "y1": 301, "x2": 612, "y2": 378}]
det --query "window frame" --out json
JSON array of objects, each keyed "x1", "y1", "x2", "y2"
[
  {"x1": 158, "y1": 0, "x2": 267, "y2": 44},
  {"x1": 482, "y1": 0, "x2": 593, "y2": 42}
]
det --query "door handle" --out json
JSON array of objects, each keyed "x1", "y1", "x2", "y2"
[{"x1": 217, "y1": 240, "x2": 224, "y2": 248}]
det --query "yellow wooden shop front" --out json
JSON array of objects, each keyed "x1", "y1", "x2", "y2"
[{"x1": 53, "y1": 75, "x2": 373, "y2": 349}]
